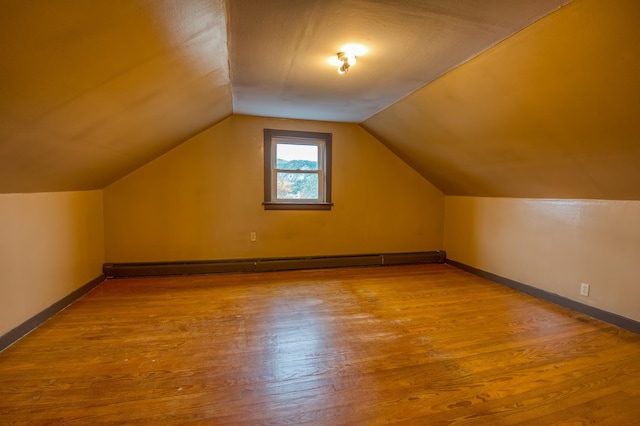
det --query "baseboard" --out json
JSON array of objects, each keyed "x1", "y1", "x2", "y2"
[
  {"x1": 446, "y1": 259, "x2": 640, "y2": 335},
  {"x1": 103, "y1": 251, "x2": 447, "y2": 278},
  {"x1": 0, "y1": 274, "x2": 105, "y2": 352}
]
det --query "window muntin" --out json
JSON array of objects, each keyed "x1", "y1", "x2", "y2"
[
  {"x1": 264, "y1": 129, "x2": 332, "y2": 210},
  {"x1": 274, "y1": 141, "x2": 323, "y2": 201}
]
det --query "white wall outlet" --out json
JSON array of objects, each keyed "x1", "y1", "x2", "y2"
[
  {"x1": 580, "y1": 283, "x2": 590, "y2": 297},
  {"x1": 250, "y1": 232, "x2": 257, "y2": 242}
]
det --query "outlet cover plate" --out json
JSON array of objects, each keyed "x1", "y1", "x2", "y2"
[{"x1": 580, "y1": 283, "x2": 590, "y2": 297}]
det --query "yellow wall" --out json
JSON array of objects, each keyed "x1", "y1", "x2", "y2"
[
  {"x1": 0, "y1": 190, "x2": 105, "y2": 336},
  {"x1": 444, "y1": 197, "x2": 640, "y2": 322},
  {"x1": 3, "y1": 120, "x2": 638, "y2": 337},
  {"x1": 104, "y1": 115, "x2": 444, "y2": 262}
]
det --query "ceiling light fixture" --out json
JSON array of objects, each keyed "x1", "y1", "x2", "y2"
[
  {"x1": 328, "y1": 44, "x2": 367, "y2": 75},
  {"x1": 337, "y1": 51, "x2": 357, "y2": 75}
]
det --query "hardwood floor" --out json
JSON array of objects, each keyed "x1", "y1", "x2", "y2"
[{"x1": 1, "y1": 264, "x2": 639, "y2": 425}]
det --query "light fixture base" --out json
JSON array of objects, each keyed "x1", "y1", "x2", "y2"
[{"x1": 336, "y1": 52, "x2": 356, "y2": 74}]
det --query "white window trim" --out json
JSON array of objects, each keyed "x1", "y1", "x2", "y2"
[{"x1": 271, "y1": 137, "x2": 325, "y2": 203}]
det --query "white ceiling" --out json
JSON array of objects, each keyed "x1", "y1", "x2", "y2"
[
  {"x1": 0, "y1": 0, "x2": 573, "y2": 193},
  {"x1": 227, "y1": 0, "x2": 572, "y2": 123}
]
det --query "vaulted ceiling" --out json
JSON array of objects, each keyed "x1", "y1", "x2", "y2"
[
  {"x1": 1, "y1": 0, "x2": 639, "y2": 199},
  {"x1": 363, "y1": 0, "x2": 640, "y2": 199},
  {"x1": 0, "y1": 0, "x2": 231, "y2": 193}
]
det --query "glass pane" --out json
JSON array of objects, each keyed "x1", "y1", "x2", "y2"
[
  {"x1": 276, "y1": 143, "x2": 319, "y2": 170},
  {"x1": 276, "y1": 172, "x2": 319, "y2": 199}
]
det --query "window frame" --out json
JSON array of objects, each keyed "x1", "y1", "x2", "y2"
[{"x1": 263, "y1": 129, "x2": 332, "y2": 211}]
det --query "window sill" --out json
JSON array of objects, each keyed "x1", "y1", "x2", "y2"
[{"x1": 263, "y1": 202, "x2": 333, "y2": 211}]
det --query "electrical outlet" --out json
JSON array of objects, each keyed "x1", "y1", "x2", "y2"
[
  {"x1": 250, "y1": 232, "x2": 257, "y2": 242},
  {"x1": 580, "y1": 283, "x2": 590, "y2": 297}
]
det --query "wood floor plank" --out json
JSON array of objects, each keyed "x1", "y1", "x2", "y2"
[{"x1": 1, "y1": 264, "x2": 639, "y2": 424}]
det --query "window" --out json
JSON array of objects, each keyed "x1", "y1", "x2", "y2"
[{"x1": 263, "y1": 129, "x2": 332, "y2": 210}]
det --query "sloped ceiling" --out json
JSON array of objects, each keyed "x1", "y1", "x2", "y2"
[
  {"x1": 2, "y1": 0, "x2": 638, "y2": 201},
  {"x1": 0, "y1": 0, "x2": 232, "y2": 193},
  {"x1": 362, "y1": 0, "x2": 640, "y2": 200}
]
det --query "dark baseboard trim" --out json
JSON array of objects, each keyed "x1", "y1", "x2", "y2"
[
  {"x1": 103, "y1": 251, "x2": 447, "y2": 278},
  {"x1": 0, "y1": 274, "x2": 105, "y2": 352},
  {"x1": 446, "y1": 259, "x2": 640, "y2": 335}
]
